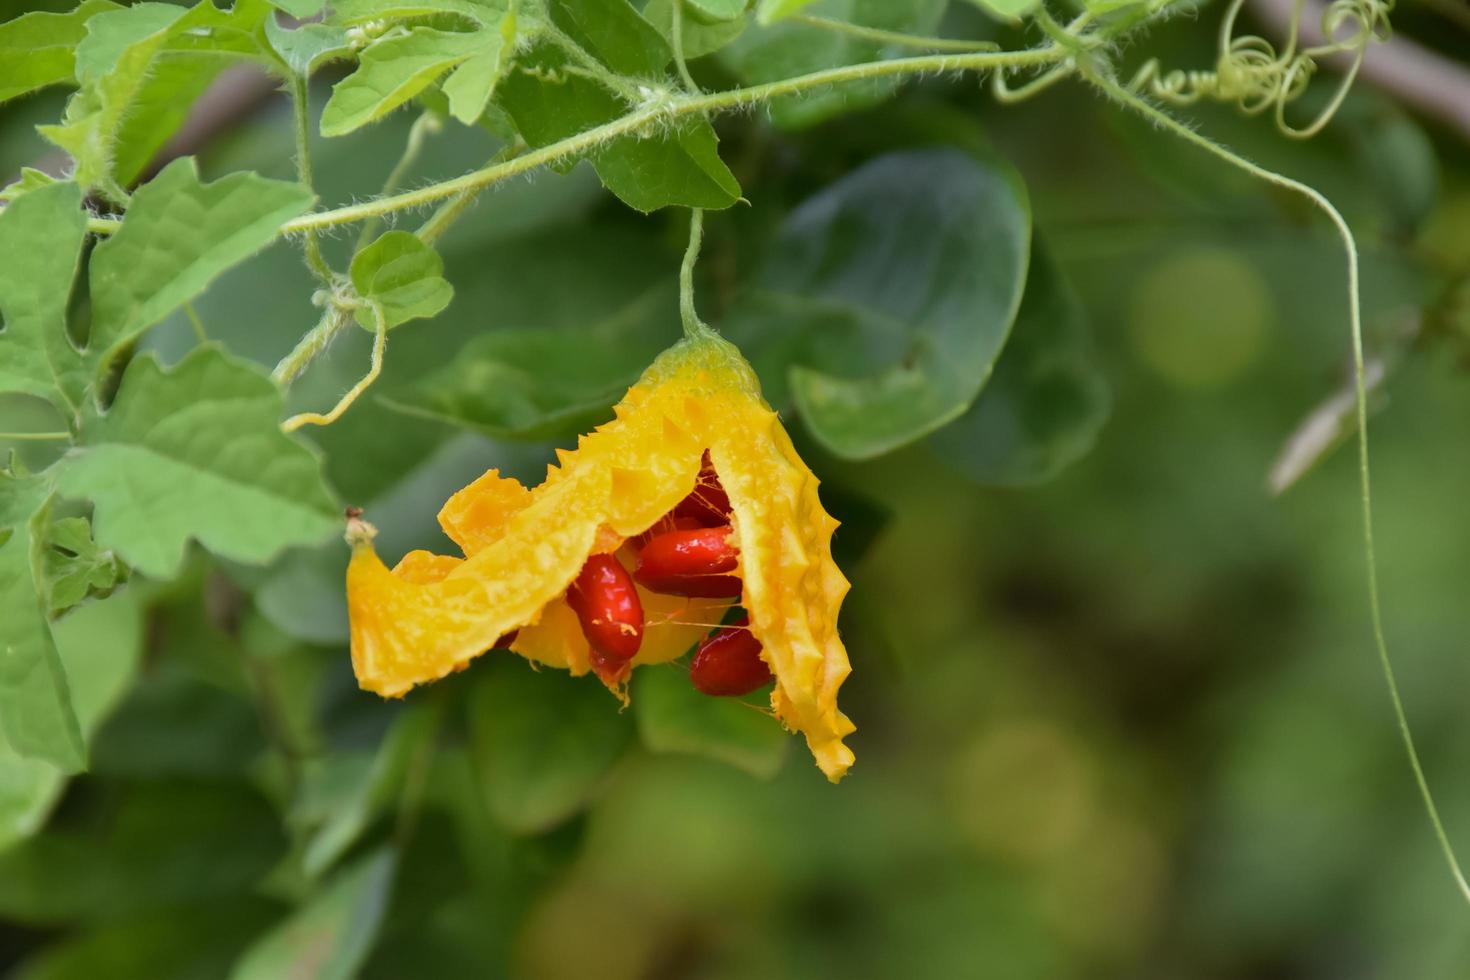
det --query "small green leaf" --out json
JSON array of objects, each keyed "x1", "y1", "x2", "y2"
[
  {"x1": 961, "y1": 0, "x2": 1039, "y2": 21},
  {"x1": 230, "y1": 848, "x2": 396, "y2": 980},
  {"x1": 350, "y1": 231, "x2": 454, "y2": 328},
  {"x1": 87, "y1": 158, "x2": 315, "y2": 376},
  {"x1": 0, "y1": 0, "x2": 122, "y2": 103},
  {"x1": 320, "y1": 27, "x2": 485, "y2": 137},
  {"x1": 728, "y1": 148, "x2": 1031, "y2": 459},
  {"x1": 441, "y1": 12, "x2": 515, "y2": 124},
  {"x1": 755, "y1": 0, "x2": 815, "y2": 23},
  {"x1": 633, "y1": 665, "x2": 789, "y2": 778},
  {"x1": 44, "y1": 518, "x2": 124, "y2": 616},
  {"x1": 723, "y1": 0, "x2": 946, "y2": 127},
  {"x1": 0, "y1": 474, "x2": 83, "y2": 773},
  {"x1": 930, "y1": 246, "x2": 1111, "y2": 485},
  {"x1": 53, "y1": 347, "x2": 341, "y2": 579},
  {"x1": 0, "y1": 591, "x2": 143, "y2": 855},
  {"x1": 0, "y1": 168, "x2": 60, "y2": 204},
  {"x1": 265, "y1": 18, "x2": 353, "y2": 76},
  {"x1": 467, "y1": 658, "x2": 633, "y2": 833},
  {"x1": 0, "y1": 181, "x2": 89, "y2": 415},
  {"x1": 549, "y1": 0, "x2": 670, "y2": 77},
  {"x1": 644, "y1": 0, "x2": 748, "y2": 60}
]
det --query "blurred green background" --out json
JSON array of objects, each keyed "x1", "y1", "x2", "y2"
[{"x1": 4, "y1": 0, "x2": 1470, "y2": 977}]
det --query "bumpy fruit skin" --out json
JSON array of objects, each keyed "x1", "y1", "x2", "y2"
[{"x1": 347, "y1": 333, "x2": 856, "y2": 782}]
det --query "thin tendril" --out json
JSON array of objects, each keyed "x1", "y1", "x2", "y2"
[
  {"x1": 184, "y1": 301, "x2": 209, "y2": 343},
  {"x1": 1084, "y1": 65, "x2": 1470, "y2": 907},
  {"x1": 281, "y1": 301, "x2": 388, "y2": 433},
  {"x1": 0, "y1": 432, "x2": 71, "y2": 441},
  {"x1": 792, "y1": 13, "x2": 1001, "y2": 52},
  {"x1": 670, "y1": 0, "x2": 699, "y2": 93},
  {"x1": 357, "y1": 111, "x2": 442, "y2": 251}
]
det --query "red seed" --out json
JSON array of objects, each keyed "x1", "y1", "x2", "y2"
[
  {"x1": 690, "y1": 618, "x2": 772, "y2": 697},
  {"x1": 589, "y1": 645, "x2": 631, "y2": 686},
  {"x1": 634, "y1": 525, "x2": 742, "y2": 598},
  {"x1": 672, "y1": 451, "x2": 731, "y2": 526},
  {"x1": 494, "y1": 630, "x2": 519, "y2": 649},
  {"x1": 630, "y1": 514, "x2": 703, "y2": 552},
  {"x1": 566, "y1": 554, "x2": 644, "y2": 661}
]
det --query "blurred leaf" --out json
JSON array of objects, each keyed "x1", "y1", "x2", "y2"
[
  {"x1": 0, "y1": 0, "x2": 121, "y2": 103},
  {"x1": 1268, "y1": 355, "x2": 1390, "y2": 495},
  {"x1": 633, "y1": 665, "x2": 788, "y2": 777},
  {"x1": 321, "y1": 27, "x2": 485, "y2": 137},
  {"x1": 0, "y1": 474, "x2": 83, "y2": 773},
  {"x1": 230, "y1": 848, "x2": 397, "y2": 980},
  {"x1": 265, "y1": 18, "x2": 353, "y2": 76},
  {"x1": 723, "y1": 0, "x2": 946, "y2": 127},
  {"x1": 87, "y1": 158, "x2": 315, "y2": 376},
  {"x1": 54, "y1": 347, "x2": 340, "y2": 579},
  {"x1": 643, "y1": 0, "x2": 748, "y2": 59},
  {"x1": 350, "y1": 231, "x2": 454, "y2": 329},
  {"x1": 296, "y1": 704, "x2": 439, "y2": 877},
  {"x1": 963, "y1": 0, "x2": 1038, "y2": 20},
  {"x1": 0, "y1": 591, "x2": 143, "y2": 854},
  {"x1": 0, "y1": 782, "x2": 285, "y2": 924},
  {"x1": 0, "y1": 180, "x2": 89, "y2": 414},
  {"x1": 268, "y1": 0, "x2": 327, "y2": 15},
  {"x1": 381, "y1": 289, "x2": 672, "y2": 439},
  {"x1": 11, "y1": 899, "x2": 281, "y2": 980},
  {"x1": 496, "y1": 42, "x2": 740, "y2": 211},
  {"x1": 0, "y1": 168, "x2": 61, "y2": 203},
  {"x1": 931, "y1": 246, "x2": 1110, "y2": 485},
  {"x1": 687, "y1": 0, "x2": 749, "y2": 19},
  {"x1": 467, "y1": 658, "x2": 633, "y2": 833},
  {"x1": 549, "y1": 0, "x2": 670, "y2": 76},
  {"x1": 728, "y1": 148, "x2": 1031, "y2": 459},
  {"x1": 44, "y1": 517, "x2": 124, "y2": 615}
]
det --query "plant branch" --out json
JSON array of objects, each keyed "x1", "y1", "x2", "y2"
[
  {"x1": 792, "y1": 13, "x2": 1001, "y2": 52},
  {"x1": 291, "y1": 74, "x2": 334, "y2": 283},
  {"x1": 358, "y1": 111, "x2": 443, "y2": 251},
  {"x1": 1082, "y1": 62, "x2": 1470, "y2": 908}
]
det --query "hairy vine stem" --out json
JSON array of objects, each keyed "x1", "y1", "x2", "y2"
[
  {"x1": 290, "y1": 73, "x2": 334, "y2": 284},
  {"x1": 1081, "y1": 62, "x2": 1470, "y2": 907}
]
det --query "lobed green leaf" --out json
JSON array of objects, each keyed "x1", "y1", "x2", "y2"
[
  {"x1": 350, "y1": 231, "x2": 454, "y2": 329},
  {"x1": 320, "y1": 27, "x2": 487, "y2": 137},
  {"x1": 0, "y1": 0, "x2": 122, "y2": 104}
]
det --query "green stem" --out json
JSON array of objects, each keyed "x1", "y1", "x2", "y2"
[
  {"x1": 670, "y1": 0, "x2": 699, "y2": 93},
  {"x1": 291, "y1": 73, "x2": 334, "y2": 284},
  {"x1": 792, "y1": 13, "x2": 1000, "y2": 52},
  {"x1": 78, "y1": 45, "x2": 1065, "y2": 241},
  {"x1": 184, "y1": 301, "x2": 209, "y2": 344},
  {"x1": 280, "y1": 45, "x2": 1063, "y2": 234},
  {"x1": 1084, "y1": 65, "x2": 1470, "y2": 908},
  {"x1": 271, "y1": 302, "x2": 351, "y2": 387},
  {"x1": 416, "y1": 140, "x2": 526, "y2": 246},
  {"x1": 679, "y1": 208, "x2": 713, "y2": 341},
  {"x1": 358, "y1": 112, "x2": 442, "y2": 251},
  {"x1": 0, "y1": 431, "x2": 71, "y2": 441}
]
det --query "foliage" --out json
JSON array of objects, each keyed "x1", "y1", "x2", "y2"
[{"x1": 0, "y1": 0, "x2": 1468, "y2": 974}]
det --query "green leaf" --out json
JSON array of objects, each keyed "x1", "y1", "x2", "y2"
[
  {"x1": 268, "y1": 0, "x2": 328, "y2": 16},
  {"x1": 87, "y1": 158, "x2": 315, "y2": 376},
  {"x1": 755, "y1": 0, "x2": 815, "y2": 22},
  {"x1": 930, "y1": 246, "x2": 1110, "y2": 485},
  {"x1": 0, "y1": 591, "x2": 143, "y2": 855},
  {"x1": 441, "y1": 9, "x2": 516, "y2": 124},
  {"x1": 633, "y1": 665, "x2": 789, "y2": 777},
  {"x1": 330, "y1": 0, "x2": 511, "y2": 25},
  {"x1": 643, "y1": 0, "x2": 748, "y2": 59},
  {"x1": 349, "y1": 231, "x2": 454, "y2": 329},
  {"x1": 0, "y1": 168, "x2": 61, "y2": 204},
  {"x1": 496, "y1": 44, "x2": 740, "y2": 211},
  {"x1": 52, "y1": 347, "x2": 341, "y2": 579},
  {"x1": 265, "y1": 18, "x2": 354, "y2": 76},
  {"x1": 320, "y1": 27, "x2": 486, "y2": 137},
  {"x1": 0, "y1": 181, "x2": 89, "y2": 415},
  {"x1": 0, "y1": 473, "x2": 83, "y2": 773},
  {"x1": 549, "y1": 0, "x2": 670, "y2": 77},
  {"x1": 467, "y1": 658, "x2": 633, "y2": 833},
  {"x1": 961, "y1": 0, "x2": 1039, "y2": 21},
  {"x1": 723, "y1": 0, "x2": 946, "y2": 127},
  {"x1": 44, "y1": 518, "x2": 124, "y2": 615},
  {"x1": 0, "y1": 0, "x2": 122, "y2": 103},
  {"x1": 728, "y1": 148, "x2": 1031, "y2": 459},
  {"x1": 687, "y1": 0, "x2": 749, "y2": 20},
  {"x1": 230, "y1": 848, "x2": 396, "y2": 980}
]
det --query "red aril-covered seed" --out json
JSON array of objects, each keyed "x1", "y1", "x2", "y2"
[
  {"x1": 566, "y1": 554, "x2": 644, "y2": 661},
  {"x1": 589, "y1": 645, "x2": 631, "y2": 686},
  {"x1": 634, "y1": 526, "x2": 742, "y2": 598},
  {"x1": 630, "y1": 514, "x2": 703, "y2": 552},
  {"x1": 690, "y1": 618, "x2": 772, "y2": 697},
  {"x1": 672, "y1": 451, "x2": 731, "y2": 526}
]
